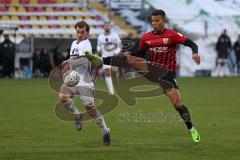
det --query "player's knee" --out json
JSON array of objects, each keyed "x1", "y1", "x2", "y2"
[
  {"x1": 106, "y1": 72, "x2": 111, "y2": 77},
  {"x1": 86, "y1": 107, "x2": 97, "y2": 117},
  {"x1": 105, "y1": 69, "x2": 111, "y2": 77},
  {"x1": 58, "y1": 93, "x2": 70, "y2": 103}
]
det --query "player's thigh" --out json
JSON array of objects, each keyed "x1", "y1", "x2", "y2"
[
  {"x1": 103, "y1": 66, "x2": 112, "y2": 76},
  {"x1": 126, "y1": 54, "x2": 148, "y2": 73},
  {"x1": 76, "y1": 86, "x2": 95, "y2": 107},
  {"x1": 58, "y1": 85, "x2": 74, "y2": 102},
  {"x1": 146, "y1": 64, "x2": 178, "y2": 94},
  {"x1": 166, "y1": 88, "x2": 182, "y2": 108}
]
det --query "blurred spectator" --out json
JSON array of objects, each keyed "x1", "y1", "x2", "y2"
[
  {"x1": 0, "y1": 34, "x2": 15, "y2": 78},
  {"x1": 66, "y1": 48, "x2": 70, "y2": 59},
  {"x1": 23, "y1": 65, "x2": 32, "y2": 79},
  {"x1": 53, "y1": 47, "x2": 66, "y2": 67},
  {"x1": 215, "y1": 29, "x2": 232, "y2": 76},
  {"x1": 40, "y1": 49, "x2": 51, "y2": 77},
  {"x1": 32, "y1": 49, "x2": 42, "y2": 77},
  {"x1": 233, "y1": 34, "x2": 240, "y2": 75}
]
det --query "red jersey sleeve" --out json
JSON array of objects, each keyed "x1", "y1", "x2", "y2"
[{"x1": 173, "y1": 31, "x2": 187, "y2": 44}]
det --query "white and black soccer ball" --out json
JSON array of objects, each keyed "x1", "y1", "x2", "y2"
[{"x1": 63, "y1": 70, "x2": 80, "y2": 87}]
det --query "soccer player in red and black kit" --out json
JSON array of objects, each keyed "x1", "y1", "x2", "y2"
[
  {"x1": 126, "y1": 9, "x2": 200, "y2": 143},
  {"x1": 86, "y1": 9, "x2": 200, "y2": 143}
]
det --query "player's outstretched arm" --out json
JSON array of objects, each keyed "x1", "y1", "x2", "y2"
[{"x1": 184, "y1": 39, "x2": 201, "y2": 65}]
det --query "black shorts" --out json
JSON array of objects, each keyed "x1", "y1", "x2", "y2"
[
  {"x1": 144, "y1": 63, "x2": 179, "y2": 93},
  {"x1": 103, "y1": 57, "x2": 112, "y2": 65}
]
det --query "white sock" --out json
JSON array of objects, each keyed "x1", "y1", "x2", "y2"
[
  {"x1": 189, "y1": 127, "x2": 195, "y2": 132},
  {"x1": 105, "y1": 76, "x2": 114, "y2": 95},
  {"x1": 95, "y1": 110, "x2": 109, "y2": 135},
  {"x1": 62, "y1": 99, "x2": 80, "y2": 116}
]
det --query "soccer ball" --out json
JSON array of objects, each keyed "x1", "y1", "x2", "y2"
[{"x1": 63, "y1": 70, "x2": 80, "y2": 87}]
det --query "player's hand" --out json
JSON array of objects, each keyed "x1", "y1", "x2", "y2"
[
  {"x1": 62, "y1": 60, "x2": 68, "y2": 65},
  {"x1": 192, "y1": 54, "x2": 201, "y2": 65},
  {"x1": 62, "y1": 60, "x2": 70, "y2": 74}
]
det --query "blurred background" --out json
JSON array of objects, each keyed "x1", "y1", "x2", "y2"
[{"x1": 0, "y1": 0, "x2": 240, "y2": 78}]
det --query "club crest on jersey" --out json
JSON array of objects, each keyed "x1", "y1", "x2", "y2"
[
  {"x1": 146, "y1": 41, "x2": 151, "y2": 45},
  {"x1": 163, "y1": 38, "x2": 169, "y2": 44}
]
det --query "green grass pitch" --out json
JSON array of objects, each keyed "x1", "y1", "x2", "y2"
[{"x1": 0, "y1": 77, "x2": 240, "y2": 160}]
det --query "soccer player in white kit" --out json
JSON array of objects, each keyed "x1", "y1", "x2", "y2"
[
  {"x1": 97, "y1": 22, "x2": 122, "y2": 95},
  {"x1": 58, "y1": 21, "x2": 111, "y2": 146}
]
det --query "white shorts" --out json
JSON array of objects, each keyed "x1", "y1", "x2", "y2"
[
  {"x1": 63, "y1": 84, "x2": 95, "y2": 107},
  {"x1": 103, "y1": 64, "x2": 111, "y2": 69}
]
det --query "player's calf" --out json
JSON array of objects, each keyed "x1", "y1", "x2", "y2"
[
  {"x1": 75, "y1": 113, "x2": 83, "y2": 131},
  {"x1": 171, "y1": 98, "x2": 182, "y2": 109},
  {"x1": 59, "y1": 94, "x2": 83, "y2": 131},
  {"x1": 86, "y1": 106, "x2": 111, "y2": 145}
]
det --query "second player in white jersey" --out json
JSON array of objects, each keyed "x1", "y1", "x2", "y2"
[
  {"x1": 97, "y1": 32, "x2": 122, "y2": 58},
  {"x1": 97, "y1": 22, "x2": 122, "y2": 95}
]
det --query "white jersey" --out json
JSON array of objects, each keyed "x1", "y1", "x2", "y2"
[
  {"x1": 70, "y1": 39, "x2": 92, "y2": 58},
  {"x1": 69, "y1": 39, "x2": 94, "y2": 87},
  {"x1": 97, "y1": 32, "x2": 122, "y2": 58}
]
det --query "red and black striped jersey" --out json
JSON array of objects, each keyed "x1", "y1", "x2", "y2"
[{"x1": 139, "y1": 28, "x2": 187, "y2": 73}]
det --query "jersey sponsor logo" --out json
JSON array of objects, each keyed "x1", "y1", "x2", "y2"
[
  {"x1": 70, "y1": 48, "x2": 80, "y2": 59},
  {"x1": 71, "y1": 48, "x2": 79, "y2": 54},
  {"x1": 103, "y1": 42, "x2": 118, "y2": 52},
  {"x1": 74, "y1": 48, "x2": 79, "y2": 53},
  {"x1": 71, "y1": 48, "x2": 75, "y2": 54},
  {"x1": 149, "y1": 46, "x2": 168, "y2": 53},
  {"x1": 163, "y1": 38, "x2": 169, "y2": 44}
]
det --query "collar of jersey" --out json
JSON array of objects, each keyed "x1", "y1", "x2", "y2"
[{"x1": 152, "y1": 28, "x2": 166, "y2": 35}]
